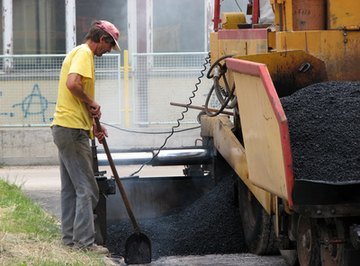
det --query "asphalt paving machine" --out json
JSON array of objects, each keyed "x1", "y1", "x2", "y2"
[
  {"x1": 94, "y1": 1, "x2": 360, "y2": 265},
  {"x1": 199, "y1": 0, "x2": 360, "y2": 265}
]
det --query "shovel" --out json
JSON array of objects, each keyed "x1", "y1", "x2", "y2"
[{"x1": 94, "y1": 118, "x2": 151, "y2": 264}]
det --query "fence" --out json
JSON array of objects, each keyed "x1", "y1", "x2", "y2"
[
  {"x1": 0, "y1": 54, "x2": 121, "y2": 127},
  {"x1": 0, "y1": 52, "x2": 215, "y2": 132},
  {"x1": 131, "y1": 52, "x2": 214, "y2": 129}
]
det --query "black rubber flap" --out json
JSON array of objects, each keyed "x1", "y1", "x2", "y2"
[
  {"x1": 125, "y1": 232, "x2": 151, "y2": 264},
  {"x1": 293, "y1": 179, "x2": 360, "y2": 205}
]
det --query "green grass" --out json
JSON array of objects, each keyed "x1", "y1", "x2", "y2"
[
  {"x1": 0, "y1": 180, "x2": 59, "y2": 238},
  {"x1": 0, "y1": 179, "x2": 108, "y2": 266}
]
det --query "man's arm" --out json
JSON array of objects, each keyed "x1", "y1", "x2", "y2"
[{"x1": 66, "y1": 73, "x2": 101, "y2": 117}]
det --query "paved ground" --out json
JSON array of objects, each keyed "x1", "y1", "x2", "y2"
[{"x1": 0, "y1": 165, "x2": 287, "y2": 266}]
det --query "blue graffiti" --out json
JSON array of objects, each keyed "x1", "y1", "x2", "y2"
[
  {"x1": 0, "y1": 90, "x2": 15, "y2": 117},
  {"x1": 0, "y1": 112, "x2": 15, "y2": 117},
  {"x1": 12, "y1": 84, "x2": 56, "y2": 122}
]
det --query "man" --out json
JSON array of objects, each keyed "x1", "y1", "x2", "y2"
[{"x1": 51, "y1": 20, "x2": 120, "y2": 253}]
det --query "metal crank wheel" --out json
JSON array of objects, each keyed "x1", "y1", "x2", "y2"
[
  {"x1": 296, "y1": 215, "x2": 320, "y2": 266},
  {"x1": 236, "y1": 178, "x2": 278, "y2": 255}
]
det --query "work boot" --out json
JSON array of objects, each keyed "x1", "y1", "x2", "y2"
[{"x1": 75, "y1": 243, "x2": 109, "y2": 254}]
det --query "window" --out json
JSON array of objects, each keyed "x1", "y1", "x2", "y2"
[
  {"x1": 153, "y1": 0, "x2": 205, "y2": 52},
  {"x1": 76, "y1": 0, "x2": 127, "y2": 52},
  {"x1": 13, "y1": 0, "x2": 65, "y2": 54}
]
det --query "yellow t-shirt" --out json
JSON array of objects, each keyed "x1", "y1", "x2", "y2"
[{"x1": 51, "y1": 44, "x2": 95, "y2": 132}]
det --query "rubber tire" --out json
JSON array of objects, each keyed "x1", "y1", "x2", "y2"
[
  {"x1": 296, "y1": 215, "x2": 321, "y2": 266},
  {"x1": 237, "y1": 178, "x2": 278, "y2": 255}
]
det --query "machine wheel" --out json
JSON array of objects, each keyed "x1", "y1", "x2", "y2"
[
  {"x1": 319, "y1": 218, "x2": 345, "y2": 266},
  {"x1": 237, "y1": 178, "x2": 278, "y2": 255},
  {"x1": 296, "y1": 215, "x2": 321, "y2": 266},
  {"x1": 279, "y1": 213, "x2": 299, "y2": 266}
]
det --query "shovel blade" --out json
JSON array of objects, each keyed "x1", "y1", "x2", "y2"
[{"x1": 125, "y1": 232, "x2": 152, "y2": 264}]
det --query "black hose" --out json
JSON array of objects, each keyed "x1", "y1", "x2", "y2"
[{"x1": 204, "y1": 54, "x2": 237, "y2": 117}]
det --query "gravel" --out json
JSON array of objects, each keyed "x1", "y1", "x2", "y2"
[
  {"x1": 281, "y1": 81, "x2": 360, "y2": 183},
  {"x1": 106, "y1": 175, "x2": 246, "y2": 259}
]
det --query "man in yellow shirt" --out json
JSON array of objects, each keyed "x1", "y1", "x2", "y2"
[{"x1": 51, "y1": 20, "x2": 120, "y2": 254}]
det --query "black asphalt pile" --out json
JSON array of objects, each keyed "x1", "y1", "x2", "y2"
[
  {"x1": 281, "y1": 81, "x2": 360, "y2": 183},
  {"x1": 106, "y1": 175, "x2": 246, "y2": 259}
]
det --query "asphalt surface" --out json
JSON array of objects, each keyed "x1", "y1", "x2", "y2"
[
  {"x1": 0, "y1": 165, "x2": 287, "y2": 266},
  {"x1": 282, "y1": 81, "x2": 360, "y2": 183}
]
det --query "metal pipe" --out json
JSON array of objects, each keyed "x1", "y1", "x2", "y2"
[
  {"x1": 170, "y1": 102, "x2": 233, "y2": 116},
  {"x1": 151, "y1": 148, "x2": 212, "y2": 166},
  {"x1": 97, "y1": 152, "x2": 152, "y2": 166},
  {"x1": 252, "y1": 0, "x2": 260, "y2": 24},
  {"x1": 213, "y1": 0, "x2": 221, "y2": 32},
  {"x1": 97, "y1": 148, "x2": 212, "y2": 166},
  {"x1": 124, "y1": 50, "x2": 130, "y2": 127}
]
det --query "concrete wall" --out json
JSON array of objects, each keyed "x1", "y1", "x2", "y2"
[{"x1": 0, "y1": 127, "x2": 57, "y2": 165}]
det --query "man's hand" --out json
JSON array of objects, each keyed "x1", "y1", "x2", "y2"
[
  {"x1": 87, "y1": 102, "x2": 102, "y2": 118},
  {"x1": 93, "y1": 121, "x2": 108, "y2": 144}
]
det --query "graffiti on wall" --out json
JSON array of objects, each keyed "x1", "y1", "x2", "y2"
[
  {"x1": 0, "y1": 88, "x2": 15, "y2": 117},
  {"x1": 1, "y1": 83, "x2": 56, "y2": 123}
]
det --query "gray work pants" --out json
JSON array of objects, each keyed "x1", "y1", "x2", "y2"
[{"x1": 51, "y1": 125, "x2": 99, "y2": 247}]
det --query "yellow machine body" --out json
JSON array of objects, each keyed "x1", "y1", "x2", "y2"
[
  {"x1": 229, "y1": 59, "x2": 293, "y2": 203},
  {"x1": 272, "y1": 0, "x2": 360, "y2": 31},
  {"x1": 200, "y1": 115, "x2": 274, "y2": 214},
  {"x1": 275, "y1": 30, "x2": 360, "y2": 81},
  {"x1": 221, "y1": 12, "x2": 246, "y2": 30}
]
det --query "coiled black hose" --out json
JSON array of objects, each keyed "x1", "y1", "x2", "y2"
[{"x1": 204, "y1": 55, "x2": 237, "y2": 117}]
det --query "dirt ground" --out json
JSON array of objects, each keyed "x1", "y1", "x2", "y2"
[{"x1": 0, "y1": 165, "x2": 287, "y2": 266}]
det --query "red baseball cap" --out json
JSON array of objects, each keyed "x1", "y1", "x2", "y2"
[{"x1": 97, "y1": 20, "x2": 121, "y2": 51}]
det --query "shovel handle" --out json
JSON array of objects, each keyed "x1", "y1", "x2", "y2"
[{"x1": 94, "y1": 118, "x2": 141, "y2": 234}]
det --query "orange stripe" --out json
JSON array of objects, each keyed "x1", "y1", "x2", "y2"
[{"x1": 218, "y1": 29, "x2": 267, "y2": 40}]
